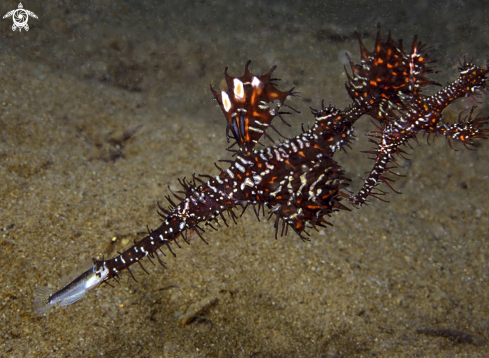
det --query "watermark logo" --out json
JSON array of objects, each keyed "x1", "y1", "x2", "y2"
[{"x1": 3, "y1": 3, "x2": 38, "y2": 32}]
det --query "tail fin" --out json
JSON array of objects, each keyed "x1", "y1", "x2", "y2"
[
  {"x1": 345, "y1": 23, "x2": 437, "y2": 119},
  {"x1": 33, "y1": 286, "x2": 54, "y2": 314}
]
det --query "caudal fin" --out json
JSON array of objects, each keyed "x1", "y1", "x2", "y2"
[{"x1": 33, "y1": 286, "x2": 54, "y2": 315}]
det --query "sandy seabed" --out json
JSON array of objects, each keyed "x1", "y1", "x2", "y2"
[{"x1": 1, "y1": 1, "x2": 489, "y2": 357}]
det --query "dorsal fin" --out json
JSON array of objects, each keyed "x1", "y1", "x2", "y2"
[{"x1": 210, "y1": 61, "x2": 297, "y2": 151}]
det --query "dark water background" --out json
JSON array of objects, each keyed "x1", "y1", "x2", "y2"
[{"x1": 1, "y1": 0, "x2": 488, "y2": 356}]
